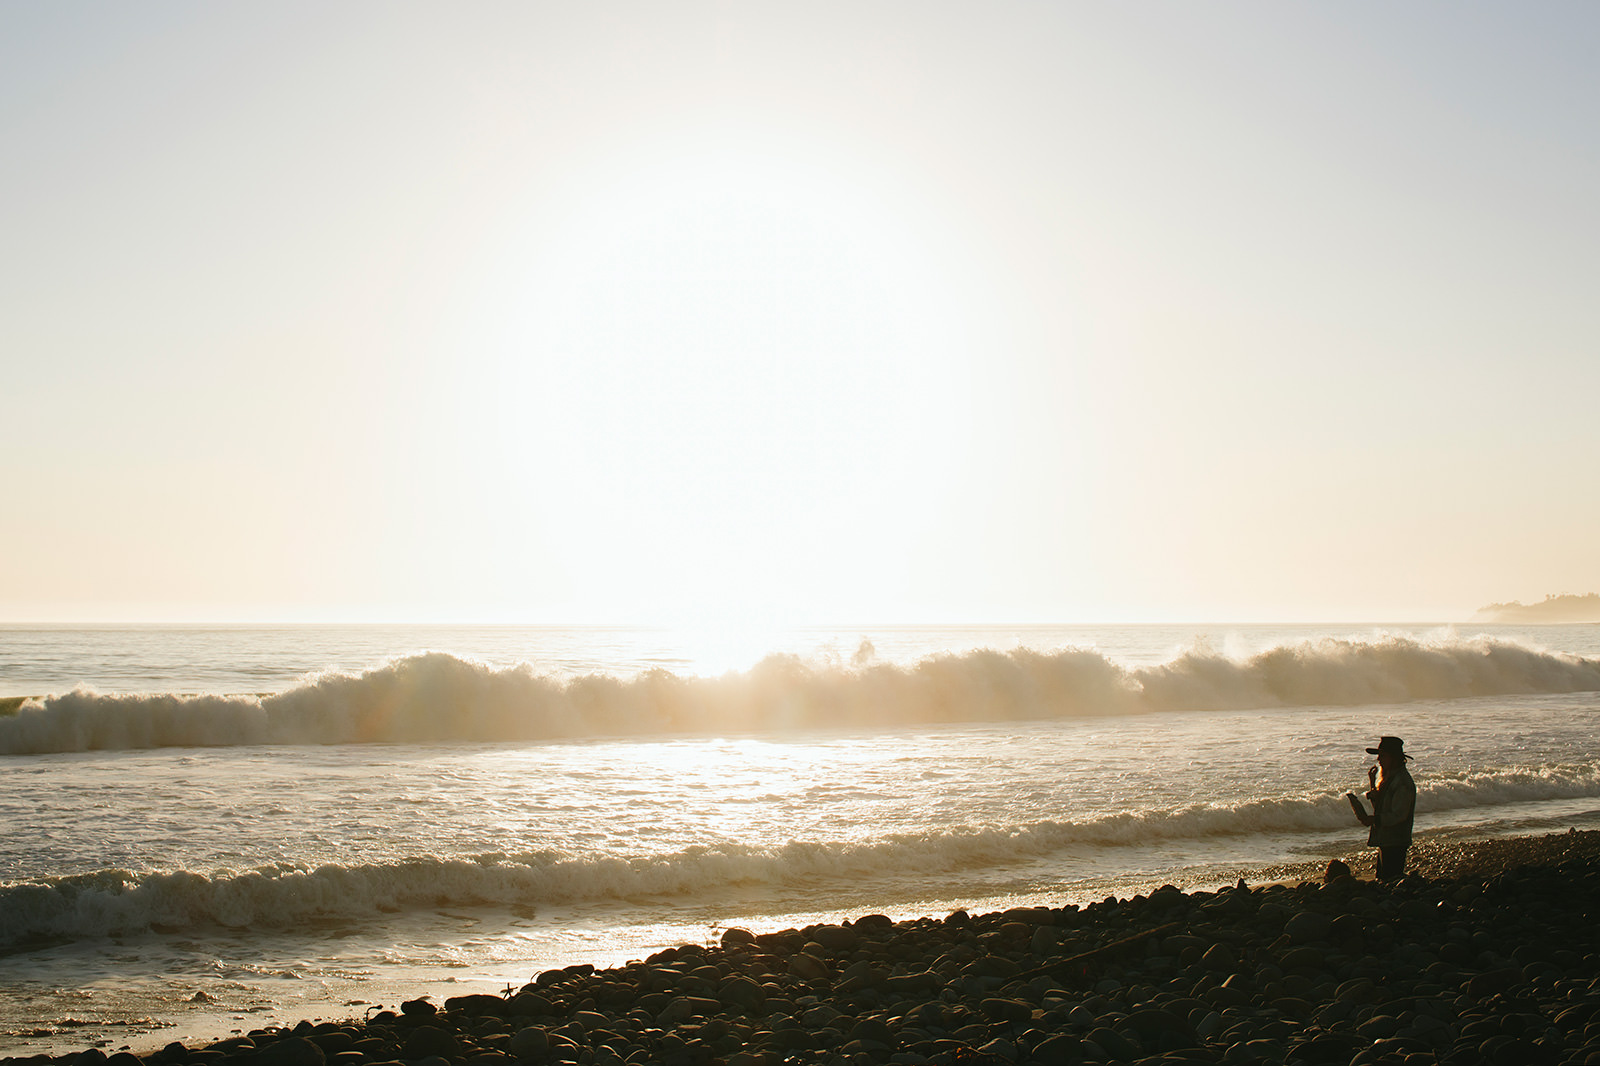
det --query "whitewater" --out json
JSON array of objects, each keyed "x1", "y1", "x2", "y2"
[{"x1": 2, "y1": 622, "x2": 1598, "y2": 1055}]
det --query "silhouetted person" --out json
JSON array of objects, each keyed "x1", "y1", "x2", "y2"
[{"x1": 1346, "y1": 735, "x2": 1416, "y2": 880}]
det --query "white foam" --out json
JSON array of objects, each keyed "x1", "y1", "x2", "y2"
[{"x1": 3, "y1": 759, "x2": 1593, "y2": 946}]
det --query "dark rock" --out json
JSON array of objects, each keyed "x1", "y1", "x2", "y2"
[
  {"x1": 1333, "y1": 977, "x2": 1377, "y2": 1003},
  {"x1": 401, "y1": 1027, "x2": 459, "y2": 1059},
  {"x1": 754, "y1": 929, "x2": 805, "y2": 952},
  {"x1": 400, "y1": 997, "x2": 437, "y2": 1017},
  {"x1": 1085, "y1": 1026, "x2": 1140, "y2": 1060},
  {"x1": 720, "y1": 926, "x2": 756, "y2": 947},
  {"x1": 1284, "y1": 911, "x2": 1332, "y2": 943},
  {"x1": 1482, "y1": 1034, "x2": 1557, "y2": 1066},
  {"x1": 446, "y1": 993, "x2": 508, "y2": 1016},
  {"x1": 788, "y1": 953, "x2": 829, "y2": 980},
  {"x1": 846, "y1": 1017, "x2": 895, "y2": 1047},
  {"x1": 1121, "y1": 1007, "x2": 1196, "y2": 1052},
  {"x1": 979, "y1": 998, "x2": 1032, "y2": 1025},
  {"x1": 809, "y1": 924, "x2": 859, "y2": 952},
  {"x1": 976, "y1": 1036, "x2": 1018, "y2": 1061},
  {"x1": 1467, "y1": 968, "x2": 1521, "y2": 999},
  {"x1": 307, "y1": 1033, "x2": 352, "y2": 1054},
  {"x1": 966, "y1": 954, "x2": 1021, "y2": 980},
  {"x1": 656, "y1": 995, "x2": 722, "y2": 1024},
  {"x1": 1327, "y1": 913, "x2": 1366, "y2": 942},
  {"x1": 508, "y1": 1028, "x2": 550, "y2": 1061},
  {"x1": 1287, "y1": 1031, "x2": 1359, "y2": 1063},
  {"x1": 1163, "y1": 933, "x2": 1209, "y2": 956},
  {"x1": 508, "y1": 991, "x2": 555, "y2": 1016},
  {"x1": 250, "y1": 1038, "x2": 325, "y2": 1066},
  {"x1": 1029, "y1": 1033, "x2": 1083, "y2": 1066},
  {"x1": 719, "y1": 974, "x2": 766, "y2": 1010},
  {"x1": 1279, "y1": 945, "x2": 1327, "y2": 973},
  {"x1": 887, "y1": 970, "x2": 942, "y2": 995}
]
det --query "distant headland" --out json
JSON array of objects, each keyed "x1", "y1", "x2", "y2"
[{"x1": 1474, "y1": 592, "x2": 1600, "y2": 623}]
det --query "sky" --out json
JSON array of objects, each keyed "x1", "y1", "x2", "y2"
[{"x1": 3, "y1": 2, "x2": 1598, "y2": 625}]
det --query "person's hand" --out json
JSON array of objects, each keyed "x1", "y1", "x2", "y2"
[{"x1": 1367, "y1": 764, "x2": 1379, "y2": 785}]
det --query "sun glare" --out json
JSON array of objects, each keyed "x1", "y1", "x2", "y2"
[{"x1": 455, "y1": 127, "x2": 983, "y2": 624}]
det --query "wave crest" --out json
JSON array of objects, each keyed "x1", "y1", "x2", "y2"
[
  {"x1": 3, "y1": 759, "x2": 1594, "y2": 945},
  {"x1": 3, "y1": 636, "x2": 1597, "y2": 754}
]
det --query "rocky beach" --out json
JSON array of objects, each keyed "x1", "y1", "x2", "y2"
[{"x1": 8, "y1": 830, "x2": 1600, "y2": 1066}]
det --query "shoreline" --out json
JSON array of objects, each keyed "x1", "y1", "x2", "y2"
[{"x1": 8, "y1": 828, "x2": 1600, "y2": 1066}]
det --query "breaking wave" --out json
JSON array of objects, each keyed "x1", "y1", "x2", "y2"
[
  {"x1": 2, "y1": 634, "x2": 1597, "y2": 755},
  {"x1": 2, "y1": 760, "x2": 1594, "y2": 945}
]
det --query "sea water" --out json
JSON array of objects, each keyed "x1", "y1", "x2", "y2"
[{"x1": 2, "y1": 623, "x2": 1598, "y2": 1054}]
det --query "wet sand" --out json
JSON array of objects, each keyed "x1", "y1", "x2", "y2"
[{"x1": 8, "y1": 828, "x2": 1600, "y2": 1066}]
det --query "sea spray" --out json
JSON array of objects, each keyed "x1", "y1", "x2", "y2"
[{"x1": 3, "y1": 635, "x2": 1598, "y2": 755}]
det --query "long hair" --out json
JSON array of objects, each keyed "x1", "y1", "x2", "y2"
[{"x1": 1375, "y1": 754, "x2": 1413, "y2": 792}]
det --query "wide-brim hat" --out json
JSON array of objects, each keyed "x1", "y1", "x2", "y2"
[{"x1": 1366, "y1": 735, "x2": 1413, "y2": 760}]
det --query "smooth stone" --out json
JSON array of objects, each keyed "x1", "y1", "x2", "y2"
[
  {"x1": 1286, "y1": 1031, "x2": 1359, "y2": 1063},
  {"x1": 447, "y1": 993, "x2": 509, "y2": 1016},
  {"x1": 508, "y1": 1027, "x2": 550, "y2": 1060},
  {"x1": 720, "y1": 927, "x2": 756, "y2": 947},
  {"x1": 1284, "y1": 911, "x2": 1332, "y2": 943},
  {"x1": 401, "y1": 1029, "x2": 459, "y2": 1060},
  {"x1": 1334, "y1": 977, "x2": 1378, "y2": 1003},
  {"x1": 1085, "y1": 1026, "x2": 1139, "y2": 1060},
  {"x1": 847, "y1": 1017, "x2": 896, "y2": 1047},
  {"x1": 656, "y1": 996, "x2": 721, "y2": 1024},
  {"x1": 251, "y1": 1038, "x2": 326, "y2": 1066},
  {"x1": 509, "y1": 991, "x2": 555, "y2": 1016},
  {"x1": 307, "y1": 1033, "x2": 352, "y2": 1054},
  {"x1": 1206, "y1": 983, "x2": 1252, "y2": 1010},
  {"x1": 1029, "y1": 1034, "x2": 1083, "y2": 1066},
  {"x1": 788, "y1": 953, "x2": 830, "y2": 980},
  {"x1": 1122, "y1": 1007, "x2": 1196, "y2": 1052},
  {"x1": 976, "y1": 1037, "x2": 1018, "y2": 1061},
  {"x1": 1468, "y1": 968, "x2": 1522, "y2": 999},
  {"x1": 1279, "y1": 945, "x2": 1326, "y2": 973},
  {"x1": 979, "y1": 998, "x2": 1032, "y2": 1025},
  {"x1": 719, "y1": 975, "x2": 766, "y2": 1010},
  {"x1": 809, "y1": 924, "x2": 860, "y2": 952}
]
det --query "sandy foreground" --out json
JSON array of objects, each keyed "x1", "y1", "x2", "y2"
[{"x1": 6, "y1": 829, "x2": 1600, "y2": 1066}]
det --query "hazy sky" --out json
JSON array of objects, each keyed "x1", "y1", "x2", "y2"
[{"x1": 3, "y1": 3, "x2": 1597, "y2": 624}]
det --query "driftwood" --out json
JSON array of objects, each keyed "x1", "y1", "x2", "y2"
[{"x1": 1015, "y1": 921, "x2": 1179, "y2": 982}]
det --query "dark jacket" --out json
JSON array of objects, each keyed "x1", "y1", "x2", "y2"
[{"x1": 1366, "y1": 767, "x2": 1416, "y2": 849}]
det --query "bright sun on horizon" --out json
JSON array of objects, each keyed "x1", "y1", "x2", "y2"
[{"x1": 3, "y1": 3, "x2": 1599, "y2": 626}]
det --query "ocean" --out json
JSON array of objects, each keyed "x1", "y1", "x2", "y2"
[{"x1": 2, "y1": 622, "x2": 1599, "y2": 1055}]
